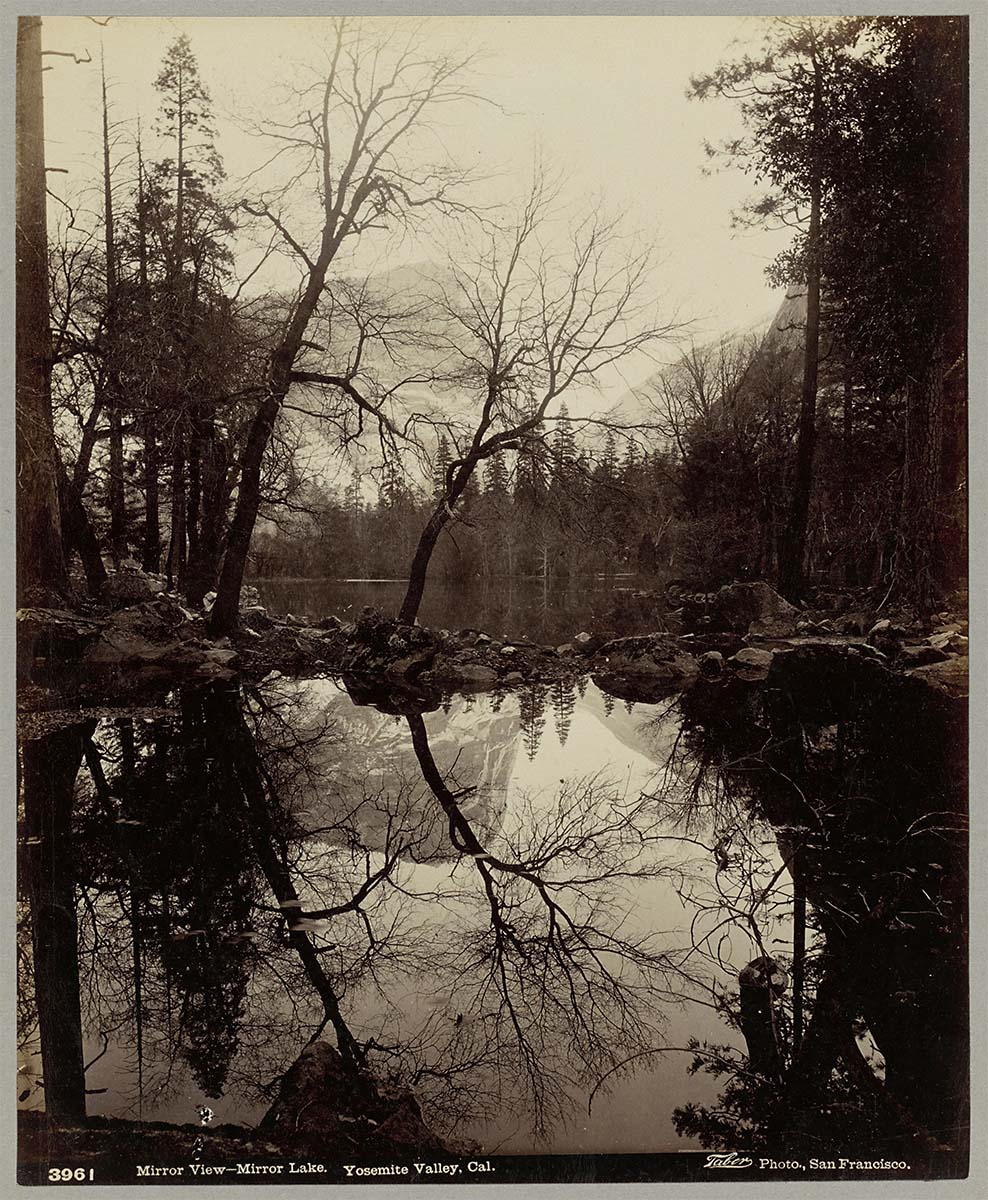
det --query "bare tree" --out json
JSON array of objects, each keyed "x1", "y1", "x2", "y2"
[
  {"x1": 396, "y1": 173, "x2": 681, "y2": 623},
  {"x1": 209, "y1": 19, "x2": 482, "y2": 633}
]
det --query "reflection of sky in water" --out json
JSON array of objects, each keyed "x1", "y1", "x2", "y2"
[{"x1": 23, "y1": 679, "x2": 793, "y2": 1155}]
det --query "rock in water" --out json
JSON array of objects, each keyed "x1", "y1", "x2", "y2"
[
  {"x1": 710, "y1": 581, "x2": 799, "y2": 638},
  {"x1": 729, "y1": 647, "x2": 775, "y2": 678},
  {"x1": 591, "y1": 634, "x2": 699, "y2": 700},
  {"x1": 260, "y1": 1042, "x2": 450, "y2": 1156}
]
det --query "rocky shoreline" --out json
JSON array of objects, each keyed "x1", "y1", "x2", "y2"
[{"x1": 17, "y1": 571, "x2": 969, "y2": 729}]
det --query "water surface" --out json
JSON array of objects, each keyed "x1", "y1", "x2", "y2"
[{"x1": 19, "y1": 676, "x2": 792, "y2": 1154}]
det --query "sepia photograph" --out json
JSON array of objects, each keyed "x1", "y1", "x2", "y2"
[{"x1": 12, "y1": 8, "x2": 975, "y2": 1189}]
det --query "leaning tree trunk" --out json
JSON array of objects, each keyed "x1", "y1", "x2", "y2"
[
  {"x1": 210, "y1": 233, "x2": 338, "y2": 634},
  {"x1": 58, "y1": 467, "x2": 108, "y2": 595},
  {"x1": 209, "y1": 390, "x2": 282, "y2": 633},
  {"x1": 777, "y1": 217, "x2": 821, "y2": 601},
  {"x1": 16, "y1": 16, "x2": 66, "y2": 602},
  {"x1": 399, "y1": 455, "x2": 478, "y2": 624},
  {"x1": 398, "y1": 507, "x2": 453, "y2": 625}
]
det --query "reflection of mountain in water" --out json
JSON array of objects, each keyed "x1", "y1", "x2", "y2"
[
  {"x1": 296, "y1": 682, "x2": 520, "y2": 859},
  {"x1": 577, "y1": 685, "x2": 681, "y2": 771}
]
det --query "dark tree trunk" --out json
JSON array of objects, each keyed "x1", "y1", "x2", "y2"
[
  {"x1": 16, "y1": 16, "x2": 66, "y2": 602},
  {"x1": 186, "y1": 427, "x2": 227, "y2": 607},
  {"x1": 70, "y1": 393, "x2": 105, "y2": 500},
  {"x1": 165, "y1": 430, "x2": 187, "y2": 592},
  {"x1": 185, "y1": 406, "x2": 202, "y2": 580},
  {"x1": 841, "y1": 366, "x2": 858, "y2": 586},
  {"x1": 102, "y1": 56, "x2": 127, "y2": 567},
  {"x1": 21, "y1": 724, "x2": 93, "y2": 1124},
  {"x1": 399, "y1": 460, "x2": 476, "y2": 624},
  {"x1": 58, "y1": 466, "x2": 108, "y2": 595},
  {"x1": 207, "y1": 689, "x2": 364, "y2": 1070},
  {"x1": 777, "y1": 63, "x2": 822, "y2": 605},
  {"x1": 141, "y1": 414, "x2": 161, "y2": 574},
  {"x1": 209, "y1": 391, "x2": 281, "y2": 633},
  {"x1": 899, "y1": 353, "x2": 944, "y2": 620},
  {"x1": 398, "y1": 507, "x2": 452, "y2": 625},
  {"x1": 108, "y1": 405, "x2": 127, "y2": 565},
  {"x1": 210, "y1": 240, "x2": 337, "y2": 635}
]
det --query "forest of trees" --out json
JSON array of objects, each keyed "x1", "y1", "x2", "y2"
[{"x1": 16, "y1": 15, "x2": 968, "y2": 635}]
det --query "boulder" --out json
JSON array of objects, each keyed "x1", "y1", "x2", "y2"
[
  {"x1": 702, "y1": 581, "x2": 798, "y2": 638},
  {"x1": 17, "y1": 608, "x2": 103, "y2": 660},
  {"x1": 242, "y1": 605, "x2": 275, "y2": 633},
  {"x1": 904, "y1": 656, "x2": 968, "y2": 700},
  {"x1": 840, "y1": 611, "x2": 872, "y2": 636},
  {"x1": 196, "y1": 660, "x2": 237, "y2": 682},
  {"x1": 592, "y1": 634, "x2": 699, "y2": 696},
  {"x1": 867, "y1": 618, "x2": 912, "y2": 643},
  {"x1": 927, "y1": 630, "x2": 966, "y2": 653},
  {"x1": 384, "y1": 648, "x2": 437, "y2": 682},
  {"x1": 204, "y1": 648, "x2": 239, "y2": 667},
  {"x1": 84, "y1": 629, "x2": 181, "y2": 666},
  {"x1": 107, "y1": 598, "x2": 187, "y2": 642},
  {"x1": 697, "y1": 650, "x2": 725, "y2": 677},
  {"x1": 572, "y1": 631, "x2": 612, "y2": 655},
  {"x1": 442, "y1": 663, "x2": 498, "y2": 687},
  {"x1": 102, "y1": 569, "x2": 161, "y2": 606},
  {"x1": 729, "y1": 647, "x2": 775, "y2": 677},
  {"x1": 899, "y1": 644, "x2": 950, "y2": 667},
  {"x1": 847, "y1": 641, "x2": 887, "y2": 663}
]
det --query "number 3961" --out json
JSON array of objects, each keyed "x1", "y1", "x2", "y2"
[{"x1": 48, "y1": 1168, "x2": 94, "y2": 1182}]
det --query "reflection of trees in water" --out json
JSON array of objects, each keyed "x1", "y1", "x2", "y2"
[
  {"x1": 638, "y1": 667, "x2": 968, "y2": 1162},
  {"x1": 405, "y1": 711, "x2": 688, "y2": 1139},
  {"x1": 18, "y1": 680, "x2": 703, "y2": 1146},
  {"x1": 23, "y1": 667, "x2": 963, "y2": 1158}
]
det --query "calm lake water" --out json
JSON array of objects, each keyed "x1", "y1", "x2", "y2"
[
  {"x1": 18, "y1": 675, "x2": 794, "y2": 1155},
  {"x1": 253, "y1": 575, "x2": 673, "y2": 644}
]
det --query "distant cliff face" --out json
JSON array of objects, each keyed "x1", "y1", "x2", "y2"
[
  {"x1": 293, "y1": 683, "x2": 520, "y2": 861},
  {"x1": 758, "y1": 285, "x2": 806, "y2": 355},
  {"x1": 611, "y1": 285, "x2": 807, "y2": 426}
]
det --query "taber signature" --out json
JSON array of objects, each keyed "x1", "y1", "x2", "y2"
[{"x1": 703, "y1": 1153, "x2": 753, "y2": 1169}]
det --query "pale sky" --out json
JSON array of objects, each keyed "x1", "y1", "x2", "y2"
[{"x1": 40, "y1": 14, "x2": 791, "y2": 403}]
